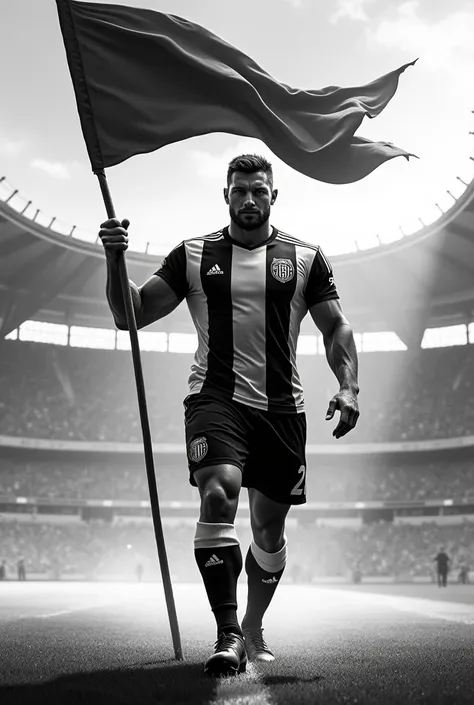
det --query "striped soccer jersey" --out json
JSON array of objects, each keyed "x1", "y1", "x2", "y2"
[{"x1": 155, "y1": 226, "x2": 339, "y2": 413}]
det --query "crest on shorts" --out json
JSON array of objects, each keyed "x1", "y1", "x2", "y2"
[
  {"x1": 188, "y1": 436, "x2": 208, "y2": 462},
  {"x1": 271, "y1": 258, "x2": 294, "y2": 283}
]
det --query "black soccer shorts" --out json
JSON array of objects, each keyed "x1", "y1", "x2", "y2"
[{"x1": 184, "y1": 392, "x2": 307, "y2": 505}]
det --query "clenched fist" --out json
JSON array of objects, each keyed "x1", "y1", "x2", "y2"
[{"x1": 98, "y1": 218, "x2": 130, "y2": 257}]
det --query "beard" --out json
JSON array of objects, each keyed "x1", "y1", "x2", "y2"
[{"x1": 229, "y1": 205, "x2": 270, "y2": 231}]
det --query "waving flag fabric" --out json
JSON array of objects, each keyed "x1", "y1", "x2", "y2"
[{"x1": 56, "y1": 0, "x2": 417, "y2": 183}]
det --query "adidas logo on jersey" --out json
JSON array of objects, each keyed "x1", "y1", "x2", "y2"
[
  {"x1": 205, "y1": 554, "x2": 224, "y2": 567},
  {"x1": 206, "y1": 264, "x2": 224, "y2": 275},
  {"x1": 262, "y1": 576, "x2": 279, "y2": 584}
]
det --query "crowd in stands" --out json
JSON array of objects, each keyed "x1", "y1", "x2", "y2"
[
  {"x1": 306, "y1": 457, "x2": 474, "y2": 502},
  {"x1": 1, "y1": 340, "x2": 474, "y2": 444},
  {"x1": 2, "y1": 340, "x2": 474, "y2": 584},
  {"x1": 0, "y1": 342, "x2": 187, "y2": 443},
  {"x1": 0, "y1": 518, "x2": 472, "y2": 582},
  {"x1": 0, "y1": 459, "x2": 196, "y2": 501},
  {"x1": 303, "y1": 343, "x2": 474, "y2": 443},
  {"x1": 294, "y1": 521, "x2": 474, "y2": 580},
  {"x1": 1, "y1": 456, "x2": 473, "y2": 503}
]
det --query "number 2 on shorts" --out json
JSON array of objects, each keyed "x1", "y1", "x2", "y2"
[{"x1": 290, "y1": 465, "x2": 306, "y2": 496}]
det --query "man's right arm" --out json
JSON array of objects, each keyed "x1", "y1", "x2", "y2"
[
  {"x1": 105, "y1": 256, "x2": 181, "y2": 330},
  {"x1": 100, "y1": 218, "x2": 183, "y2": 330}
]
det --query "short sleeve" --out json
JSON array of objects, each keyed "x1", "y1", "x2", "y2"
[
  {"x1": 304, "y1": 247, "x2": 339, "y2": 308},
  {"x1": 154, "y1": 242, "x2": 189, "y2": 301}
]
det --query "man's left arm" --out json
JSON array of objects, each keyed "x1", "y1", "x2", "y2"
[{"x1": 309, "y1": 299, "x2": 360, "y2": 439}]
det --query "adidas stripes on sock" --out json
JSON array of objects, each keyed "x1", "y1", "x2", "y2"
[
  {"x1": 194, "y1": 521, "x2": 243, "y2": 636},
  {"x1": 242, "y1": 538, "x2": 287, "y2": 630}
]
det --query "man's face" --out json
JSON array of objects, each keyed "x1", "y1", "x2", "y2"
[{"x1": 224, "y1": 171, "x2": 277, "y2": 231}]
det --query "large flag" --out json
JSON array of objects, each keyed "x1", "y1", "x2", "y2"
[{"x1": 56, "y1": 0, "x2": 417, "y2": 184}]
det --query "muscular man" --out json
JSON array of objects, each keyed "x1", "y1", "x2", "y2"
[{"x1": 99, "y1": 154, "x2": 359, "y2": 677}]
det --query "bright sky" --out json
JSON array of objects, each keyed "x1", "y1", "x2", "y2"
[{"x1": 1, "y1": 0, "x2": 473, "y2": 257}]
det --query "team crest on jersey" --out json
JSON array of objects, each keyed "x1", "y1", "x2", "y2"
[
  {"x1": 188, "y1": 436, "x2": 208, "y2": 462},
  {"x1": 271, "y1": 258, "x2": 294, "y2": 283}
]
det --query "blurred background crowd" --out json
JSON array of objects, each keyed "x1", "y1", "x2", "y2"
[
  {"x1": 0, "y1": 519, "x2": 472, "y2": 583},
  {"x1": 0, "y1": 456, "x2": 473, "y2": 503},
  {"x1": 1, "y1": 341, "x2": 474, "y2": 444},
  {"x1": 1, "y1": 340, "x2": 473, "y2": 584}
]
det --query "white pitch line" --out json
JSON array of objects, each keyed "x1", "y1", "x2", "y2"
[
  {"x1": 329, "y1": 588, "x2": 474, "y2": 625},
  {"x1": 7, "y1": 599, "x2": 128, "y2": 623},
  {"x1": 212, "y1": 662, "x2": 273, "y2": 705},
  {"x1": 30, "y1": 609, "x2": 77, "y2": 619}
]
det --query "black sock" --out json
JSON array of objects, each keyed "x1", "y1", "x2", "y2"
[
  {"x1": 214, "y1": 607, "x2": 241, "y2": 636},
  {"x1": 242, "y1": 546, "x2": 285, "y2": 631},
  {"x1": 194, "y1": 545, "x2": 243, "y2": 636}
]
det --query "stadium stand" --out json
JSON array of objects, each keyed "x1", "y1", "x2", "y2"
[
  {"x1": 0, "y1": 519, "x2": 472, "y2": 582},
  {"x1": 2, "y1": 340, "x2": 474, "y2": 443},
  {"x1": 1, "y1": 456, "x2": 473, "y2": 502},
  {"x1": 2, "y1": 338, "x2": 474, "y2": 584},
  {"x1": 0, "y1": 459, "x2": 194, "y2": 501}
]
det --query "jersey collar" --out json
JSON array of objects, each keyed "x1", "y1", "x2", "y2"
[{"x1": 223, "y1": 225, "x2": 278, "y2": 250}]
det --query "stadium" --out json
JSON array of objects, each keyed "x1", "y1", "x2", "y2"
[
  {"x1": 2, "y1": 110, "x2": 474, "y2": 702},
  {"x1": 2, "y1": 138, "x2": 474, "y2": 582},
  {"x1": 1, "y1": 0, "x2": 474, "y2": 696}
]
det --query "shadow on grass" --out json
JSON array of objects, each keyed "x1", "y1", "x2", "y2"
[{"x1": 0, "y1": 660, "x2": 216, "y2": 705}]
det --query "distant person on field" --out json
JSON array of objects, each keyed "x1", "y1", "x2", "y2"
[
  {"x1": 433, "y1": 547, "x2": 450, "y2": 587},
  {"x1": 136, "y1": 563, "x2": 144, "y2": 582},
  {"x1": 352, "y1": 562, "x2": 362, "y2": 584},
  {"x1": 458, "y1": 562, "x2": 469, "y2": 585},
  {"x1": 0, "y1": 559, "x2": 6, "y2": 580},
  {"x1": 52, "y1": 557, "x2": 61, "y2": 581},
  {"x1": 17, "y1": 557, "x2": 26, "y2": 581},
  {"x1": 290, "y1": 563, "x2": 303, "y2": 584}
]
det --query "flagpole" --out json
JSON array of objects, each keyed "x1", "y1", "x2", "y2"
[{"x1": 94, "y1": 168, "x2": 184, "y2": 662}]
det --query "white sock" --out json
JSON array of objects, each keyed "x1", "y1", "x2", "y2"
[
  {"x1": 250, "y1": 538, "x2": 287, "y2": 573},
  {"x1": 193, "y1": 521, "x2": 239, "y2": 550}
]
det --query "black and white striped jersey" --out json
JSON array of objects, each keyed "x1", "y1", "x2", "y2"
[{"x1": 154, "y1": 226, "x2": 338, "y2": 413}]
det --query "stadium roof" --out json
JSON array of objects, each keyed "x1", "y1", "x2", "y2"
[{"x1": 1, "y1": 161, "x2": 474, "y2": 350}]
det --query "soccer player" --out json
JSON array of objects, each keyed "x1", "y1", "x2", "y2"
[
  {"x1": 433, "y1": 546, "x2": 450, "y2": 587},
  {"x1": 17, "y1": 557, "x2": 26, "y2": 581},
  {"x1": 458, "y1": 561, "x2": 469, "y2": 585},
  {"x1": 99, "y1": 154, "x2": 360, "y2": 677}
]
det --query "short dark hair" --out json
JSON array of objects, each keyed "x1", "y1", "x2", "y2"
[{"x1": 227, "y1": 154, "x2": 273, "y2": 190}]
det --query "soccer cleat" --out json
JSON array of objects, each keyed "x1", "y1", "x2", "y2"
[
  {"x1": 204, "y1": 632, "x2": 247, "y2": 677},
  {"x1": 243, "y1": 627, "x2": 275, "y2": 662}
]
